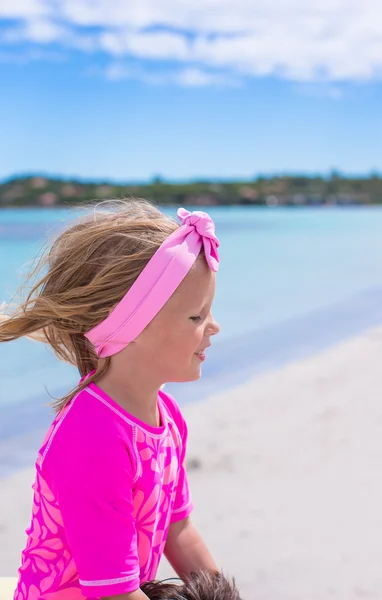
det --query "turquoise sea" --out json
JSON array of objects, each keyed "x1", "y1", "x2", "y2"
[{"x1": 1, "y1": 206, "x2": 382, "y2": 474}]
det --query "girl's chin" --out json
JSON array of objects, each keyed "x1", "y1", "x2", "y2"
[
  {"x1": 173, "y1": 369, "x2": 202, "y2": 384},
  {"x1": 166, "y1": 359, "x2": 204, "y2": 383}
]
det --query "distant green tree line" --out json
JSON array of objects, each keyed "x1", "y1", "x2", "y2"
[{"x1": 1, "y1": 172, "x2": 382, "y2": 207}]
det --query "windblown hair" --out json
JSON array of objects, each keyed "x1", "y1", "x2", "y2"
[
  {"x1": 141, "y1": 571, "x2": 242, "y2": 600},
  {"x1": 0, "y1": 199, "x2": 179, "y2": 412}
]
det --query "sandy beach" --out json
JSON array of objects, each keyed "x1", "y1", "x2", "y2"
[{"x1": 2, "y1": 327, "x2": 382, "y2": 599}]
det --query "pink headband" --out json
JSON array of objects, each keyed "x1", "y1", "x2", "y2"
[{"x1": 85, "y1": 208, "x2": 220, "y2": 358}]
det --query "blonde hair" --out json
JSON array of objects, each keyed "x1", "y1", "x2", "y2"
[{"x1": 0, "y1": 199, "x2": 179, "y2": 412}]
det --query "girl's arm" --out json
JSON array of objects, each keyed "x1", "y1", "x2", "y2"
[{"x1": 164, "y1": 517, "x2": 218, "y2": 577}]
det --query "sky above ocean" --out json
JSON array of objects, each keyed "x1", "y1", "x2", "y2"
[{"x1": 0, "y1": 1, "x2": 382, "y2": 182}]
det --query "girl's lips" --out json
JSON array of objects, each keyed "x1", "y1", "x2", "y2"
[{"x1": 194, "y1": 344, "x2": 210, "y2": 361}]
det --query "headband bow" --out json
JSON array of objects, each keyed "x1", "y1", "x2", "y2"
[{"x1": 177, "y1": 208, "x2": 219, "y2": 272}]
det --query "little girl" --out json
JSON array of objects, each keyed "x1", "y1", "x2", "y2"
[{"x1": 0, "y1": 199, "x2": 221, "y2": 600}]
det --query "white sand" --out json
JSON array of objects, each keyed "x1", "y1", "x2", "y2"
[{"x1": 2, "y1": 328, "x2": 382, "y2": 599}]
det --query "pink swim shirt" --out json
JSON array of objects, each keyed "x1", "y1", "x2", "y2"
[{"x1": 14, "y1": 382, "x2": 193, "y2": 599}]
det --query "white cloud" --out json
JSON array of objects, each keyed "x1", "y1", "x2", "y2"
[
  {"x1": 175, "y1": 67, "x2": 240, "y2": 87},
  {"x1": 105, "y1": 63, "x2": 240, "y2": 87},
  {"x1": 2, "y1": 19, "x2": 67, "y2": 43},
  {"x1": 1, "y1": 17, "x2": 97, "y2": 51},
  {"x1": 1, "y1": 0, "x2": 382, "y2": 83},
  {"x1": 26, "y1": 19, "x2": 66, "y2": 43},
  {"x1": 0, "y1": 0, "x2": 48, "y2": 19},
  {"x1": 100, "y1": 30, "x2": 189, "y2": 60}
]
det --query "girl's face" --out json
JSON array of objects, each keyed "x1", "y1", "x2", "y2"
[{"x1": 133, "y1": 257, "x2": 220, "y2": 384}]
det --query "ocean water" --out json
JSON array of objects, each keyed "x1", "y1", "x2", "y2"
[{"x1": 1, "y1": 206, "x2": 382, "y2": 473}]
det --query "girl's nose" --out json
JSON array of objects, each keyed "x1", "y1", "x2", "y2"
[{"x1": 209, "y1": 315, "x2": 220, "y2": 336}]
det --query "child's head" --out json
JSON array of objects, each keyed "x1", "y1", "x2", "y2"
[
  {"x1": 141, "y1": 571, "x2": 242, "y2": 600},
  {"x1": 0, "y1": 200, "x2": 220, "y2": 410}
]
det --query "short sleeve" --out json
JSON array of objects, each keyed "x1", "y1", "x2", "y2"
[
  {"x1": 170, "y1": 408, "x2": 194, "y2": 523},
  {"x1": 44, "y1": 421, "x2": 141, "y2": 597}
]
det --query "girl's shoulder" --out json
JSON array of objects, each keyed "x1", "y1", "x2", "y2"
[
  {"x1": 58, "y1": 383, "x2": 137, "y2": 434},
  {"x1": 38, "y1": 384, "x2": 137, "y2": 471}
]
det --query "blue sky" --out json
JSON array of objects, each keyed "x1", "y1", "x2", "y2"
[{"x1": 1, "y1": 1, "x2": 382, "y2": 182}]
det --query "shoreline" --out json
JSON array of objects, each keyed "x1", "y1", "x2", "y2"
[{"x1": 2, "y1": 327, "x2": 382, "y2": 598}]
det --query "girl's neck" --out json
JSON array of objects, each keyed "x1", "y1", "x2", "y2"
[{"x1": 96, "y1": 363, "x2": 162, "y2": 428}]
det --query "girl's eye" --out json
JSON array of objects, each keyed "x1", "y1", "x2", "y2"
[{"x1": 190, "y1": 316, "x2": 202, "y2": 322}]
